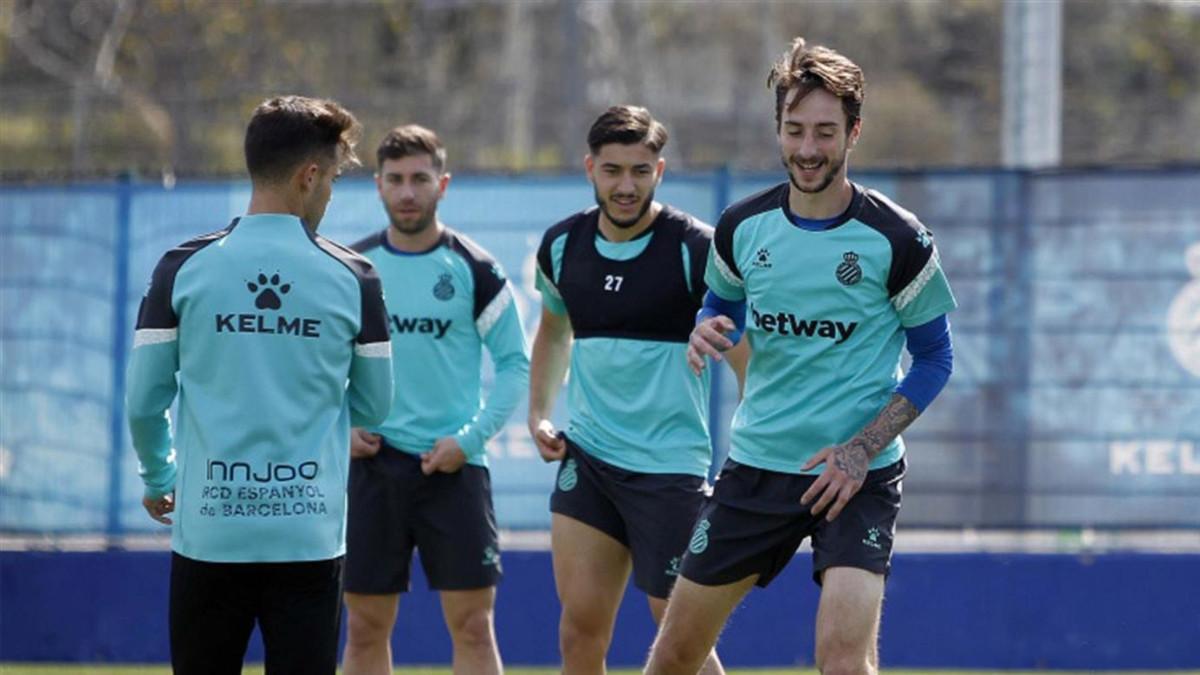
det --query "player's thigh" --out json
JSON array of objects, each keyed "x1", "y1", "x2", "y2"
[
  {"x1": 414, "y1": 464, "x2": 502, "y2": 591},
  {"x1": 169, "y1": 553, "x2": 256, "y2": 675},
  {"x1": 258, "y1": 557, "x2": 343, "y2": 675},
  {"x1": 815, "y1": 566, "x2": 885, "y2": 656},
  {"x1": 655, "y1": 575, "x2": 756, "y2": 651},
  {"x1": 551, "y1": 512, "x2": 632, "y2": 620}
]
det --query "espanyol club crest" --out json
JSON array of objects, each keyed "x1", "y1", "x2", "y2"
[
  {"x1": 433, "y1": 272, "x2": 455, "y2": 301},
  {"x1": 557, "y1": 459, "x2": 578, "y2": 492},
  {"x1": 836, "y1": 251, "x2": 862, "y2": 286},
  {"x1": 688, "y1": 518, "x2": 711, "y2": 555}
]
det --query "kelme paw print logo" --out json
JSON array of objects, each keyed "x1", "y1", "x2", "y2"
[{"x1": 247, "y1": 272, "x2": 291, "y2": 310}]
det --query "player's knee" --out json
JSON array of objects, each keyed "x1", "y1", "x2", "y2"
[
  {"x1": 345, "y1": 604, "x2": 394, "y2": 646},
  {"x1": 447, "y1": 607, "x2": 495, "y2": 650},
  {"x1": 559, "y1": 609, "x2": 610, "y2": 656},
  {"x1": 647, "y1": 632, "x2": 704, "y2": 674}
]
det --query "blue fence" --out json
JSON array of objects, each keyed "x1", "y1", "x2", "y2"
[{"x1": 2, "y1": 168, "x2": 1199, "y2": 534}]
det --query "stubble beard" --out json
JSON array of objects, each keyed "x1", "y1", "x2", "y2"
[
  {"x1": 595, "y1": 186, "x2": 656, "y2": 229},
  {"x1": 783, "y1": 152, "x2": 845, "y2": 195}
]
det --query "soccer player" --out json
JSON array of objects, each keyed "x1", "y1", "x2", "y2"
[
  {"x1": 341, "y1": 125, "x2": 528, "y2": 675},
  {"x1": 126, "y1": 95, "x2": 393, "y2": 675},
  {"x1": 645, "y1": 38, "x2": 957, "y2": 675},
  {"x1": 529, "y1": 105, "x2": 739, "y2": 675}
]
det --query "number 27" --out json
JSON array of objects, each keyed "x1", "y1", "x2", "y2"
[{"x1": 604, "y1": 275, "x2": 624, "y2": 292}]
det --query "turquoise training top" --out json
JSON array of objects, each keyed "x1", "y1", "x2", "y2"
[
  {"x1": 126, "y1": 213, "x2": 394, "y2": 563},
  {"x1": 707, "y1": 183, "x2": 958, "y2": 474},
  {"x1": 535, "y1": 205, "x2": 714, "y2": 477},
  {"x1": 350, "y1": 227, "x2": 529, "y2": 466}
]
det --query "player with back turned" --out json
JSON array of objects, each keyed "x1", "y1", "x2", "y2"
[
  {"x1": 529, "y1": 105, "x2": 741, "y2": 675},
  {"x1": 126, "y1": 95, "x2": 393, "y2": 675},
  {"x1": 645, "y1": 37, "x2": 957, "y2": 675}
]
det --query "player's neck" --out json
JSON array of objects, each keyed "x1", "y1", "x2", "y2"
[
  {"x1": 246, "y1": 190, "x2": 304, "y2": 220},
  {"x1": 387, "y1": 219, "x2": 444, "y2": 253},
  {"x1": 788, "y1": 178, "x2": 853, "y2": 220},
  {"x1": 598, "y1": 201, "x2": 661, "y2": 243}
]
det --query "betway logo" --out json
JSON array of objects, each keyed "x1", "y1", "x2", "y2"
[
  {"x1": 216, "y1": 313, "x2": 321, "y2": 338},
  {"x1": 750, "y1": 306, "x2": 858, "y2": 344},
  {"x1": 391, "y1": 315, "x2": 451, "y2": 339}
]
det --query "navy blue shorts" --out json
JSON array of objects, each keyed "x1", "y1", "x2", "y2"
[
  {"x1": 550, "y1": 436, "x2": 708, "y2": 598},
  {"x1": 680, "y1": 457, "x2": 905, "y2": 588},
  {"x1": 345, "y1": 443, "x2": 501, "y2": 593}
]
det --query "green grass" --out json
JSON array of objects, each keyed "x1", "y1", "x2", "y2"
[{"x1": 7, "y1": 662, "x2": 1200, "y2": 667}]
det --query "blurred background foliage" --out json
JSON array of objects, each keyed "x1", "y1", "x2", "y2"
[{"x1": 1, "y1": 0, "x2": 1198, "y2": 180}]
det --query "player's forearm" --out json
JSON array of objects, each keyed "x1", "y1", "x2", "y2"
[
  {"x1": 847, "y1": 393, "x2": 921, "y2": 460},
  {"x1": 126, "y1": 342, "x2": 181, "y2": 497},
  {"x1": 528, "y1": 324, "x2": 571, "y2": 421},
  {"x1": 460, "y1": 329, "x2": 530, "y2": 457}
]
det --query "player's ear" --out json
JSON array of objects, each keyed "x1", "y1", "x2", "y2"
[
  {"x1": 655, "y1": 156, "x2": 666, "y2": 184},
  {"x1": 295, "y1": 161, "x2": 320, "y2": 194},
  {"x1": 847, "y1": 118, "x2": 863, "y2": 150},
  {"x1": 437, "y1": 171, "x2": 451, "y2": 196},
  {"x1": 584, "y1": 154, "x2": 595, "y2": 182}
]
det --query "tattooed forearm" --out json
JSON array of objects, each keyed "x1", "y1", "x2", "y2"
[{"x1": 853, "y1": 393, "x2": 921, "y2": 459}]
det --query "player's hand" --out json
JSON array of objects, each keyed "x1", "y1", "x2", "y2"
[
  {"x1": 686, "y1": 315, "x2": 736, "y2": 375},
  {"x1": 350, "y1": 428, "x2": 382, "y2": 459},
  {"x1": 143, "y1": 493, "x2": 175, "y2": 525},
  {"x1": 529, "y1": 417, "x2": 566, "y2": 462},
  {"x1": 799, "y1": 442, "x2": 870, "y2": 522},
  {"x1": 421, "y1": 437, "x2": 468, "y2": 475}
]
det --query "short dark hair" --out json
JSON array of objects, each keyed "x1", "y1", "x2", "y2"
[
  {"x1": 244, "y1": 96, "x2": 362, "y2": 183},
  {"x1": 586, "y1": 105, "x2": 668, "y2": 155},
  {"x1": 376, "y1": 125, "x2": 447, "y2": 173},
  {"x1": 768, "y1": 37, "x2": 865, "y2": 131}
]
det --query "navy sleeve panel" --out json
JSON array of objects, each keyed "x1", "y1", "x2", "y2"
[
  {"x1": 349, "y1": 230, "x2": 386, "y2": 255},
  {"x1": 678, "y1": 210, "x2": 714, "y2": 304},
  {"x1": 445, "y1": 229, "x2": 508, "y2": 320},
  {"x1": 714, "y1": 183, "x2": 788, "y2": 281},
  {"x1": 312, "y1": 235, "x2": 391, "y2": 345},
  {"x1": 135, "y1": 224, "x2": 235, "y2": 330},
  {"x1": 537, "y1": 212, "x2": 583, "y2": 282},
  {"x1": 855, "y1": 187, "x2": 937, "y2": 299}
]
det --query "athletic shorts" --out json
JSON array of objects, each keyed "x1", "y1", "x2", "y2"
[
  {"x1": 680, "y1": 457, "x2": 905, "y2": 588},
  {"x1": 169, "y1": 552, "x2": 343, "y2": 675},
  {"x1": 549, "y1": 436, "x2": 708, "y2": 599},
  {"x1": 344, "y1": 442, "x2": 501, "y2": 594}
]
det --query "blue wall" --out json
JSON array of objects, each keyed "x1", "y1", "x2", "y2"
[{"x1": 2, "y1": 550, "x2": 1198, "y2": 670}]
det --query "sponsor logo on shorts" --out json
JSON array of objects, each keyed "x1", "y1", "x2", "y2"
[
  {"x1": 665, "y1": 556, "x2": 681, "y2": 577},
  {"x1": 482, "y1": 546, "x2": 501, "y2": 567},
  {"x1": 688, "y1": 518, "x2": 711, "y2": 555},
  {"x1": 862, "y1": 526, "x2": 883, "y2": 550},
  {"x1": 557, "y1": 459, "x2": 578, "y2": 492}
]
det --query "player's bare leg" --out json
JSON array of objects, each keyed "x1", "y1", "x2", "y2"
[
  {"x1": 343, "y1": 592, "x2": 401, "y2": 675},
  {"x1": 644, "y1": 574, "x2": 756, "y2": 675},
  {"x1": 552, "y1": 513, "x2": 633, "y2": 675},
  {"x1": 814, "y1": 567, "x2": 885, "y2": 675},
  {"x1": 647, "y1": 595, "x2": 725, "y2": 675},
  {"x1": 440, "y1": 587, "x2": 503, "y2": 675}
]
